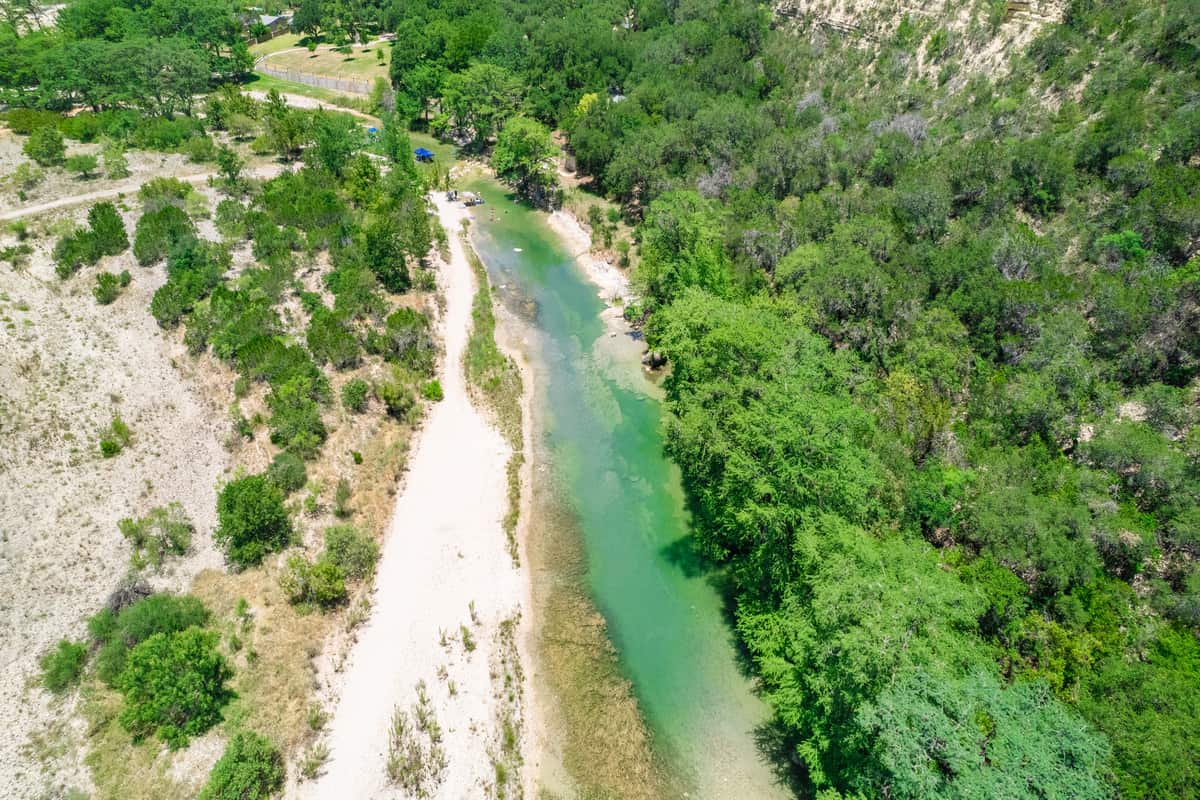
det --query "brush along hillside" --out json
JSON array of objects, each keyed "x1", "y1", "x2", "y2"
[{"x1": 0, "y1": 83, "x2": 443, "y2": 799}]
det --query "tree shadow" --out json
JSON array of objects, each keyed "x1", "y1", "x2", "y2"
[{"x1": 753, "y1": 718, "x2": 809, "y2": 798}]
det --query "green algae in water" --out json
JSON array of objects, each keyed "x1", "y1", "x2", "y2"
[{"x1": 464, "y1": 179, "x2": 790, "y2": 800}]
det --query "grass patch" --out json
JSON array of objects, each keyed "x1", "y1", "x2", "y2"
[
  {"x1": 265, "y1": 45, "x2": 390, "y2": 81},
  {"x1": 487, "y1": 614, "x2": 524, "y2": 799},
  {"x1": 244, "y1": 73, "x2": 376, "y2": 117},
  {"x1": 461, "y1": 232, "x2": 524, "y2": 565},
  {"x1": 248, "y1": 33, "x2": 302, "y2": 58}
]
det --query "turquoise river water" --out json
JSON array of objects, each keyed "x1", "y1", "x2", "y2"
[{"x1": 466, "y1": 179, "x2": 789, "y2": 799}]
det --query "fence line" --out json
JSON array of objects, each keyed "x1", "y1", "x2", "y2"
[{"x1": 257, "y1": 66, "x2": 372, "y2": 96}]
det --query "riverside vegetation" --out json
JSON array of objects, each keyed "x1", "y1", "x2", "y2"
[{"x1": 380, "y1": 0, "x2": 1198, "y2": 797}]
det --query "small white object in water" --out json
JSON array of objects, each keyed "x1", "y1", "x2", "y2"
[{"x1": 513, "y1": 247, "x2": 523, "y2": 252}]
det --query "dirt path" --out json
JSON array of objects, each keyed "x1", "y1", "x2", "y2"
[
  {"x1": 300, "y1": 196, "x2": 524, "y2": 799},
  {"x1": 0, "y1": 163, "x2": 284, "y2": 222}
]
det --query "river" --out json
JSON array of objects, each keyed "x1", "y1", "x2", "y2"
[{"x1": 463, "y1": 177, "x2": 789, "y2": 800}]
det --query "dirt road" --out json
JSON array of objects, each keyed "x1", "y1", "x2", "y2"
[{"x1": 0, "y1": 163, "x2": 285, "y2": 223}]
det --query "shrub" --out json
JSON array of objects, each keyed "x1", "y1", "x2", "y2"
[
  {"x1": 4, "y1": 107, "x2": 60, "y2": 134},
  {"x1": 182, "y1": 135, "x2": 218, "y2": 163},
  {"x1": 134, "y1": 205, "x2": 196, "y2": 265},
  {"x1": 91, "y1": 593, "x2": 210, "y2": 685},
  {"x1": 376, "y1": 373, "x2": 417, "y2": 421},
  {"x1": 367, "y1": 308, "x2": 436, "y2": 374},
  {"x1": 99, "y1": 413, "x2": 132, "y2": 457},
  {"x1": 65, "y1": 153, "x2": 99, "y2": 179},
  {"x1": 342, "y1": 378, "x2": 369, "y2": 412},
  {"x1": 118, "y1": 628, "x2": 232, "y2": 749},
  {"x1": 324, "y1": 524, "x2": 379, "y2": 580},
  {"x1": 119, "y1": 502, "x2": 193, "y2": 569},
  {"x1": 421, "y1": 380, "x2": 443, "y2": 401},
  {"x1": 23, "y1": 126, "x2": 64, "y2": 166},
  {"x1": 280, "y1": 553, "x2": 347, "y2": 609},
  {"x1": 215, "y1": 475, "x2": 294, "y2": 567},
  {"x1": 94, "y1": 270, "x2": 132, "y2": 305},
  {"x1": 307, "y1": 307, "x2": 361, "y2": 369},
  {"x1": 40, "y1": 640, "x2": 87, "y2": 693},
  {"x1": 88, "y1": 202, "x2": 129, "y2": 256},
  {"x1": 266, "y1": 451, "x2": 308, "y2": 495},
  {"x1": 102, "y1": 141, "x2": 130, "y2": 179},
  {"x1": 139, "y1": 177, "x2": 194, "y2": 213},
  {"x1": 53, "y1": 229, "x2": 101, "y2": 278},
  {"x1": 198, "y1": 732, "x2": 285, "y2": 800},
  {"x1": 266, "y1": 375, "x2": 328, "y2": 460},
  {"x1": 12, "y1": 162, "x2": 44, "y2": 191},
  {"x1": 215, "y1": 200, "x2": 247, "y2": 239},
  {"x1": 129, "y1": 116, "x2": 205, "y2": 151},
  {"x1": 333, "y1": 478, "x2": 352, "y2": 518}
]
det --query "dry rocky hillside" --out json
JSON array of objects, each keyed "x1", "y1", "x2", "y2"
[
  {"x1": 774, "y1": 0, "x2": 1066, "y2": 84},
  {"x1": 0, "y1": 188, "x2": 230, "y2": 796}
]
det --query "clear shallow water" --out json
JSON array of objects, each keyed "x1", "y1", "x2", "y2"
[{"x1": 465, "y1": 180, "x2": 789, "y2": 799}]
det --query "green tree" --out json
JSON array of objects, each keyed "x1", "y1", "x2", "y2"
[
  {"x1": 91, "y1": 593, "x2": 210, "y2": 685},
  {"x1": 65, "y1": 153, "x2": 99, "y2": 178},
  {"x1": 440, "y1": 63, "x2": 521, "y2": 149},
  {"x1": 306, "y1": 111, "x2": 364, "y2": 177},
  {"x1": 491, "y1": 115, "x2": 558, "y2": 205},
  {"x1": 23, "y1": 125, "x2": 64, "y2": 166},
  {"x1": 214, "y1": 475, "x2": 293, "y2": 567},
  {"x1": 636, "y1": 192, "x2": 734, "y2": 308},
  {"x1": 118, "y1": 628, "x2": 233, "y2": 748},
  {"x1": 199, "y1": 732, "x2": 285, "y2": 800},
  {"x1": 88, "y1": 201, "x2": 129, "y2": 255}
]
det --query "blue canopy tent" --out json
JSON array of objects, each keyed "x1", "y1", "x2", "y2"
[{"x1": 414, "y1": 147, "x2": 434, "y2": 162}]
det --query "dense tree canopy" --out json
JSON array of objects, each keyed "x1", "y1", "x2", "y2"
[{"x1": 389, "y1": 0, "x2": 1200, "y2": 795}]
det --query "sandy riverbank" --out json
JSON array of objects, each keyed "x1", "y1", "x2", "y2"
[{"x1": 298, "y1": 196, "x2": 528, "y2": 799}]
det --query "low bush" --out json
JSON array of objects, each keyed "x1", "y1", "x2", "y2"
[
  {"x1": 134, "y1": 205, "x2": 196, "y2": 265},
  {"x1": 215, "y1": 200, "x2": 247, "y2": 240},
  {"x1": 139, "y1": 177, "x2": 194, "y2": 213},
  {"x1": 53, "y1": 228, "x2": 102, "y2": 278},
  {"x1": 88, "y1": 202, "x2": 129, "y2": 256},
  {"x1": 266, "y1": 375, "x2": 328, "y2": 460},
  {"x1": 4, "y1": 108, "x2": 60, "y2": 134},
  {"x1": 98, "y1": 413, "x2": 132, "y2": 457},
  {"x1": 65, "y1": 153, "x2": 99, "y2": 179},
  {"x1": 324, "y1": 524, "x2": 379, "y2": 580},
  {"x1": 128, "y1": 116, "x2": 205, "y2": 151},
  {"x1": 118, "y1": 502, "x2": 193, "y2": 569},
  {"x1": 23, "y1": 126, "x2": 64, "y2": 166},
  {"x1": 341, "y1": 378, "x2": 369, "y2": 412},
  {"x1": 266, "y1": 451, "x2": 308, "y2": 495},
  {"x1": 333, "y1": 478, "x2": 352, "y2": 518},
  {"x1": 421, "y1": 380, "x2": 443, "y2": 401},
  {"x1": 366, "y1": 308, "x2": 436, "y2": 374},
  {"x1": 182, "y1": 135, "x2": 218, "y2": 163},
  {"x1": 118, "y1": 627, "x2": 232, "y2": 749},
  {"x1": 40, "y1": 639, "x2": 87, "y2": 693},
  {"x1": 198, "y1": 731, "x2": 285, "y2": 800},
  {"x1": 215, "y1": 475, "x2": 293, "y2": 567},
  {"x1": 280, "y1": 553, "x2": 347, "y2": 609},
  {"x1": 89, "y1": 593, "x2": 210, "y2": 685},
  {"x1": 376, "y1": 372, "x2": 418, "y2": 422},
  {"x1": 93, "y1": 270, "x2": 132, "y2": 305},
  {"x1": 306, "y1": 307, "x2": 360, "y2": 369}
]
